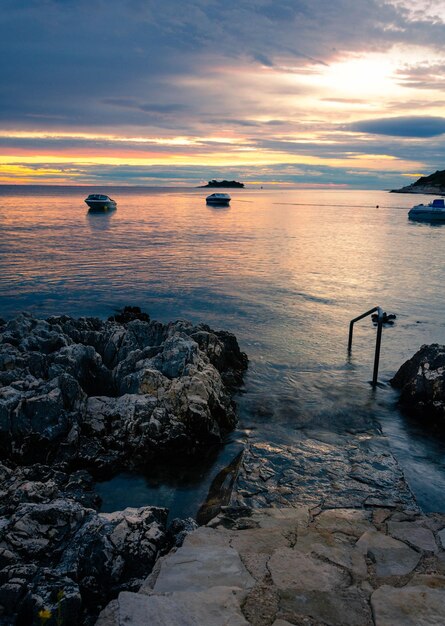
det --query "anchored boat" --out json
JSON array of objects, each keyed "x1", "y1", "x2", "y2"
[
  {"x1": 408, "y1": 198, "x2": 445, "y2": 222},
  {"x1": 85, "y1": 194, "x2": 117, "y2": 211},
  {"x1": 206, "y1": 193, "x2": 231, "y2": 206}
]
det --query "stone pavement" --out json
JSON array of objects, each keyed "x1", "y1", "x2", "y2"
[{"x1": 96, "y1": 505, "x2": 445, "y2": 625}]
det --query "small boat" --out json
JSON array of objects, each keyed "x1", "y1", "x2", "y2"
[
  {"x1": 85, "y1": 194, "x2": 117, "y2": 211},
  {"x1": 206, "y1": 193, "x2": 231, "y2": 206},
  {"x1": 408, "y1": 198, "x2": 445, "y2": 221}
]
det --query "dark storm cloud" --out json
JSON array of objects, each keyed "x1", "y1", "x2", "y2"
[
  {"x1": 348, "y1": 116, "x2": 445, "y2": 137},
  {"x1": 1, "y1": 0, "x2": 445, "y2": 130}
]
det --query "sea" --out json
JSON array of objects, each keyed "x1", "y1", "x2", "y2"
[{"x1": 1, "y1": 184, "x2": 444, "y2": 518}]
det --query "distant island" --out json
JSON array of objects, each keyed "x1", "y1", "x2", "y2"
[
  {"x1": 199, "y1": 179, "x2": 245, "y2": 188},
  {"x1": 391, "y1": 169, "x2": 445, "y2": 195}
]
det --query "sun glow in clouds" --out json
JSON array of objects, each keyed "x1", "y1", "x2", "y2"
[
  {"x1": 0, "y1": 131, "x2": 202, "y2": 147},
  {"x1": 321, "y1": 56, "x2": 397, "y2": 97},
  {"x1": 2, "y1": 2, "x2": 445, "y2": 187}
]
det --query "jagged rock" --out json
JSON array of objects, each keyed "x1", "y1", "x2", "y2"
[
  {"x1": 0, "y1": 463, "x2": 99, "y2": 515},
  {"x1": 191, "y1": 328, "x2": 248, "y2": 386},
  {"x1": 0, "y1": 498, "x2": 167, "y2": 626},
  {"x1": 391, "y1": 344, "x2": 445, "y2": 425},
  {"x1": 108, "y1": 306, "x2": 150, "y2": 325},
  {"x1": 0, "y1": 374, "x2": 86, "y2": 463},
  {"x1": 0, "y1": 311, "x2": 246, "y2": 468},
  {"x1": 166, "y1": 517, "x2": 199, "y2": 548},
  {"x1": 0, "y1": 310, "x2": 247, "y2": 626}
]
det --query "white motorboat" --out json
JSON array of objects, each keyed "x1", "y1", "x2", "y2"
[
  {"x1": 408, "y1": 198, "x2": 445, "y2": 221},
  {"x1": 206, "y1": 193, "x2": 231, "y2": 206},
  {"x1": 85, "y1": 194, "x2": 117, "y2": 211}
]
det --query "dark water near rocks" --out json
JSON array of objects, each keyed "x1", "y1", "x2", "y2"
[{"x1": 1, "y1": 185, "x2": 445, "y2": 515}]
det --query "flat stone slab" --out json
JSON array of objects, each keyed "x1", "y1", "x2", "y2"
[
  {"x1": 309, "y1": 538, "x2": 368, "y2": 580},
  {"x1": 250, "y1": 506, "x2": 310, "y2": 530},
  {"x1": 151, "y1": 545, "x2": 255, "y2": 593},
  {"x1": 183, "y1": 526, "x2": 231, "y2": 548},
  {"x1": 230, "y1": 527, "x2": 295, "y2": 556},
  {"x1": 371, "y1": 584, "x2": 445, "y2": 626},
  {"x1": 269, "y1": 548, "x2": 350, "y2": 591},
  {"x1": 387, "y1": 521, "x2": 438, "y2": 553},
  {"x1": 96, "y1": 507, "x2": 445, "y2": 626},
  {"x1": 279, "y1": 588, "x2": 373, "y2": 626},
  {"x1": 97, "y1": 587, "x2": 249, "y2": 626},
  {"x1": 314, "y1": 508, "x2": 374, "y2": 538},
  {"x1": 356, "y1": 530, "x2": 421, "y2": 577}
]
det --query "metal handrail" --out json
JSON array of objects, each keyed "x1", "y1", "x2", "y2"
[{"x1": 348, "y1": 306, "x2": 384, "y2": 387}]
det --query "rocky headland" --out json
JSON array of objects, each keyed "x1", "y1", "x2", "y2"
[
  {"x1": 391, "y1": 169, "x2": 445, "y2": 195},
  {"x1": 0, "y1": 308, "x2": 247, "y2": 625}
]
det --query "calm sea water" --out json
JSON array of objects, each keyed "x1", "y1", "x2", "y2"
[{"x1": 1, "y1": 185, "x2": 444, "y2": 514}]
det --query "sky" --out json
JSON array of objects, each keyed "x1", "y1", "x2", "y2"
[{"x1": 1, "y1": 0, "x2": 445, "y2": 188}]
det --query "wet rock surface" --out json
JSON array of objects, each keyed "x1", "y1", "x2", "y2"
[
  {"x1": 232, "y1": 430, "x2": 417, "y2": 511},
  {"x1": 391, "y1": 343, "x2": 445, "y2": 427},
  {"x1": 97, "y1": 506, "x2": 445, "y2": 626},
  {"x1": 0, "y1": 310, "x2": 247, "y2": 625}
]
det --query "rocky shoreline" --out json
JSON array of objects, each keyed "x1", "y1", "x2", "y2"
[
  {"x1": 95, "y1": 340, "x2": 445, "y2": 624},
  {"x1": 2, "y1": 306, "x2": 445, "y2": 625},
  {"x1": 0, "y1": 308, "x2": 247, "y2": 625}
]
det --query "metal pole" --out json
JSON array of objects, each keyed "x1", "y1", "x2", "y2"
[
  {"x1": 348, "y1": 306, "x2": 379, "y2": 352},
  {"x1": 348, "y1": 320, "x2": 354, "y2": 352},
  {"x1": 372, "y1": 308, "x2": 383, "y2": 387}
]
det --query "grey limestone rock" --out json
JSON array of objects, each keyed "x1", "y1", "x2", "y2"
[
  {"x1": 391, "y1": 344, "x2": 445, "y2": 425},
  {"x1": 0, "y1": 311, "x2": 246, "y2": 469},
  {"x1": 0, "y1": 310, "x2": 247, "y2": 625},
  {"x1": 0, "y1": 499, "x2": 168, "y2": 626}
]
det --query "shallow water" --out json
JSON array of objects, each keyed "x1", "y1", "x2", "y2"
[{"x1": 1, "y1": 185, "x2": 444, "y2": 514}]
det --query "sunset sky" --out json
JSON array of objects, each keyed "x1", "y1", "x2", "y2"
[{"x1": 1, "y1": 0, "x2": 445, "y2": 187}]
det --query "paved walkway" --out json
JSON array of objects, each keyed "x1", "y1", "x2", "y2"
[{"x1": 96, "y1": 505, "x2": 445, "y2": 625}]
